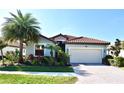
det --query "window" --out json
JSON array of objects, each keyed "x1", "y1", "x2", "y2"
[
  {"x1": 57, "y1": 41, "x2": 65, "y2": 52},
  {"x1": 35, "y1": 45, "x2": 44, "y2": 56}
]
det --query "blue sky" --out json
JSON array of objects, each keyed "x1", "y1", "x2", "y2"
[{"x1": 0, "y1": 9, "x2": 124, "y2": 43}]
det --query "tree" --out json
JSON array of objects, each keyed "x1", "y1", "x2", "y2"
[
  {"x1": 0, "y1": 39, "x2": 7, "y2": 65},
  {"x1": 2, "y1": 10, "x2": 41, "y2": 63},
  {"x1": 109, "y1": 39, "x2": 121, "y2": 57}
]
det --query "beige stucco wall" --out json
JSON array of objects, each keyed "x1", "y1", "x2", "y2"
[{"x1": 26, "y1": 36, "x2": 55, "y2": 56}]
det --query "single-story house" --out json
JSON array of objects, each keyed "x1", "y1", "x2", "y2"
[{"x1": 26, "y1": 33, "x2": 110, "y2": 64}]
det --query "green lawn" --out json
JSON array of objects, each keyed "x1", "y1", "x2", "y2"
[
  {"x1": 0, "y1": 74, "x2": 77, "y2": 84},
  {"x1": 0, "y1": 66, "x2": 74, "y2": 72}
]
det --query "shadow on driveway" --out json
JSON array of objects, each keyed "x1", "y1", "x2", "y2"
[
  {"x1": 75, "y1": 70, "x2": 92, "y2": 76},
  {"x1": 71, "y1": 63, "x2": 94, "y2": 77}
]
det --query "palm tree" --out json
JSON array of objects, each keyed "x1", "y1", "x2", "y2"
[
  {"x1": 0, "y1": 39, "x2": 7, "y2": 65},
  {"x1": 45, "y1": 44, "x2": 62, "y2": 57},
  {"x1": 2, "y1": 10, "x2": 41, "y2": 63},
  {"x1": 45, "y1": 44, "x2": 55, "y2": 57}
]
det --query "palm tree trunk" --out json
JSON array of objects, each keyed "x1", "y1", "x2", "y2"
[
  {"x1": 19, "y1": 41, "x2": 23, "y2": 63},
  {"x1": 1, "y1": 49, "x2": 4, "y2": 65}
]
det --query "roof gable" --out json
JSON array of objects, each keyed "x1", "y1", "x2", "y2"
[
  {"x1": 53, "y1": 35, "x2": 67, "y2": 41},
  {"x1": 50, "y1": 33, "x2": 77, "y2": 41},
  {"x1": 39, "y1": 34, "x2": 55, "y2": 43}
]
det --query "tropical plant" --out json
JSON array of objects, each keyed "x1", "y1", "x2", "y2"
[
  {"x1": 5, "y1": 50, "x2": 19, "y2": 64},
  {"x1": 41, "y1": 56, "x2": 54, "y2": 66},
  {"x1": 102, "y1": 55, "x2": 113, "y2": 65},
  {"x1": 0, "y1": 39, "x2": 7, "y2": 65},
  {"x1": 15, "y1": 49, "x2": 19, "y2": 57},
  {"x1": 109, "y1": 57, "x2": 124, "y2": 67},
  {"x1": 32, "y1": 59, "x2": 40, "y2": 66},
  {"x1": 45, "y1": 44, "x2": 62, "y2": 56},
  {"x1": 44, "y1": 44, "x2": 70, "y2": 66},
  {"x1": 45, "y1": 44, "x2": 55, "y2": 57},
  {"x1": 57, "y1": 50, "x2": 70, "y2": 66},
  {"x1": 109, "y1": 39, "x2": 121, "y2": 57},
  {"x1": 2, "y1": 10, "x2": 41, "y2": 63}
]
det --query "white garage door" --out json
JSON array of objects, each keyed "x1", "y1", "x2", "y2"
[{"x1": 69, "y1": 49, "x2": 102, "y2": 63}]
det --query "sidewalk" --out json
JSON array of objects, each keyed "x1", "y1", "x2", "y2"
[{"x1": 0, "y1": 71, "x2": 78, "y2": 77}]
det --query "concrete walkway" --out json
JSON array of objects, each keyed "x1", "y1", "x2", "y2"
[
  {"x1": 72, "y1": 64, "x2": 124, "y2": 84},
  {"x1": 0, "y1": 71, "x2": 78, "y2": 77}
]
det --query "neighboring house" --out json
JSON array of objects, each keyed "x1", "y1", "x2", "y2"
[
  {"x1": 119, "y1": 50, "x2": 124, "y2": 57},
  {"x1": 119, "y1": 41, "x2": 124, "y2": 57},
  {"x1": 0, "y1": 41, "x2": 26, "y2": 56},
  {"x1": 26, "y1": 33, "x2": 110, "y2": 64}
]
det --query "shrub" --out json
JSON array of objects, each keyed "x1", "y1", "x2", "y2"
[
  {"x1": 0, "y1": 58, "x2": 12, "y2": 66},
  {"x1": 5, "y1": 50, "x2": 19, "y2": 63},
  {"x1": 32, "y1": 59, "x2": 40, "y2": 66},
  {"x1": 41, "y1": 57, "x2": 48, "y2": 65},
  {"x1": 109, "y1": 59, "x2": 115, "y2": 66},
  {"x1": 57, "y1": 50, "x2": 70, "y2": 66},
  {"x1": 24, "y1": 61, "x2": 32, "y2": 65},
  {"x1": 24, "y1": 59, "x2": 41, "y2": 66},
  {"x1": 102, "y1": 55, "x2": 113, "y2": 65},
  {"x1": 109, "y1": 57, "x2": 124, "y2": 67},
  {"x1": 41, "y1": 56, "x2": 55, "y2": 66},
  {"x1": 115, "y1": 57, "x2": 124, "y2": 67},
  {"x1": 28, "y1": 54, "x2": 34, "y2": 61},
  {"x1": 48, "y1": 57, "x2": 55, "y2": 66},
  {"x1": 57, "y1": 61, "x2": 65, "y2": 66},
  {"x1": 36, "y1": 56, "x2": 42, "y2": 62}
]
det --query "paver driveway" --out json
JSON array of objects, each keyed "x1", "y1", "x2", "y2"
[{"x1": 72, "y1": 64, "x2": 124, "y2": 84}]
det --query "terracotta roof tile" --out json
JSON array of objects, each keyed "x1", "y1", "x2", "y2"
[
  {"x1": 66, "y1": 36, "x2": 110, "y2": 45},
  {"x1": 64, "y1": 35, "x2": 77, "y2": 40},
  {"x1": 50, "y1": 33, "x2": 110, "y2": 45}
]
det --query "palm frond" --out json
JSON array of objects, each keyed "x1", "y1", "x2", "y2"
[
  {"x1": 17, "y1": 9, "x2": 24, "y2": 20},
  {"x1": 0, "y1": 39, "x2": 7, "y2": 50},
  {"x1": 2, "y1": 10, "x2": 41, "y2": 44}
]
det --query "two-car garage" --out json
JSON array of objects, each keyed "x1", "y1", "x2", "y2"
[
  {"x1": 69, "y1": 48, "x2": 102, "y2": 64},
  {"x1": 64, "y1": 36, "x2": 109, "y2": 64}
]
